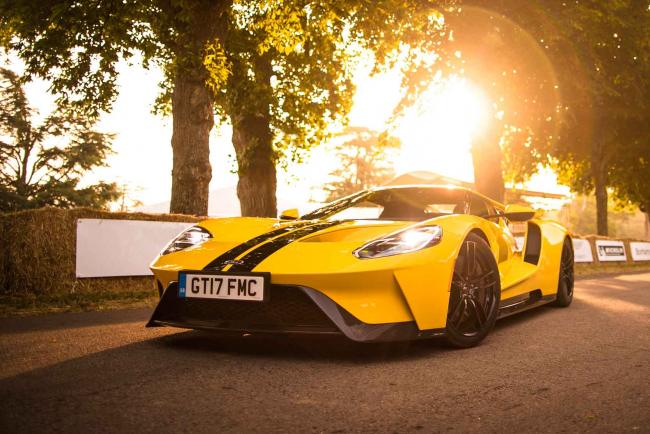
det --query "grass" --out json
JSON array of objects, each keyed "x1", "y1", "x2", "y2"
[
  {"x1": 0, "y1": 289, "x2": 159, "y2": 318},
  {"x1": 575, "y1": 262, "x2": 650, "y2": 278},
  {"x1": 1, "y1": 262, "x2": 649, "y2": 318}
]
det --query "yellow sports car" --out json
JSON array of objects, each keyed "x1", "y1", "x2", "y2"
[{"x1": 147, "y1": 185, "x2": 574, "y2": 347}]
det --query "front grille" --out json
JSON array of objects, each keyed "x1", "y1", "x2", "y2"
[{"x1": 152, "y1": 283, "x2": 338, "y2": 332}]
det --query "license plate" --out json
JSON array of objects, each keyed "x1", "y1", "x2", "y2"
[{"x1": 178, "y1": 271, "x2": 269, "y2": 302}]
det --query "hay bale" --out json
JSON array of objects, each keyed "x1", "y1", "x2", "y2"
[
  {"x1": 2, "y1": 207, "x2": 201, "y2": 295},
  {"x1": 0, "y1": 213, "x2": 7, "y2": 292}
]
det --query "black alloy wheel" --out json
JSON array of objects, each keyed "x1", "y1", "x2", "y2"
[
  {"x1": 553, "y1": 238, "x2": 574, "y2": 307},
  {"x1": 445, "y1": 233, "x2": 500, "y2": 348}
]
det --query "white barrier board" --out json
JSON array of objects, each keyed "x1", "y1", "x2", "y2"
[
  {"x1": 572, "y1": 239, "x2": 594, "y2": 263},
  {"x1": 630, "y1": 242, "x2": 650, "y2": 262},
  {"x1": 595, "y1": 240, "x2": 627, "y2": 262},
  {"x1": 76, "y1": 219, "x2": 194, "y2": 277}
]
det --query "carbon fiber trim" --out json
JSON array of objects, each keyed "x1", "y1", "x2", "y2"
[{"x1": 146, "y1": 282, "x2": 445, "y2": 342}]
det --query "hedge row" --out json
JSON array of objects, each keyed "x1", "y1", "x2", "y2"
[{"x1": 1, "y1": 207, "x2": 200, "y2": 295}]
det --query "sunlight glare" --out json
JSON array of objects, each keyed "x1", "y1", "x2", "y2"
[{"x1": 394, "y1": 77, "x2": 489, "y2": 182}]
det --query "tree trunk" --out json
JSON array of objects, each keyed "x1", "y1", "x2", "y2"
[
  {"x1": 229, "y1": 53, "x2": 277, "y2": 217},
  {"x1": 471, "y1": 124, "x2": 505, "y2": 203},
  {"x1": 231, "y1": 113, "x2": 277, "y2": 217},
  {"x1": 167, "y1": 1, "x2": 231, "y2": 216},
  {"x1": 591, "y1": 141, "x2": 608, "y2": 236},
  {"x1": 593, "y1": 175, "x2": 608, "y2": 236},
  {"x1": 644, "y1": 208, "x2": 649, "y2": 240},
  {"x1": 169, "y1": 73, "x2": 214, "y2": 216}
]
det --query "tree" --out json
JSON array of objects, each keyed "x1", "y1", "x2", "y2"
[
  {"x1": 541, "y1": 1, "x2": 649, "y2": 236},
  {"x1": 445, "y1": 5, "x2": 563, "y2": 202},
  {"x1": 114, "y1": 183, "x2": 144, "y2": 212},
  {"x1": 0, "y1": 67, "x2": 118, "y2": 212},
  {"x1": 449, "y1": 1, "x2": 649, "y2": 235},
  {"x1": 1, "y1": 0, "x2": 455, "y2": 217},
  {"x1": 610, "y1": 123, "x2": 650, "y2": 235},
  {"x1": 323, "y1": 127, "x2": 400, "y2": 201},
  {"x1": 557, "y1": 195, "x2": 647, "y2": 239}
]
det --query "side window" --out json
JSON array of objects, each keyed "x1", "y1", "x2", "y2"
[{"x1": 469, "y1": 195, "x2": 489, "y2": 217}]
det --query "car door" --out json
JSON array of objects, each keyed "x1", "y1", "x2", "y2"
[{"x1": 467, "y1": 194, "x2": 516, "y2": 264}]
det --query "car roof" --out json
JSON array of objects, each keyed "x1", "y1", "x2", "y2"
[{"x1": 369, "y1": 184, "x2": 505, "y2": 209}]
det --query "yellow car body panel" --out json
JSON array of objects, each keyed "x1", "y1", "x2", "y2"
[{"x1": 149, "y1": 185, "x2": 571, "y2": 342}]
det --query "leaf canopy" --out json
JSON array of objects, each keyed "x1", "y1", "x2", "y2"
[
  {"x1": 0, "y1": 67, "x2": 118, "y2": 212},
  {"x1": 1, "y1": 0, "x2": 456, "y2": 165}
]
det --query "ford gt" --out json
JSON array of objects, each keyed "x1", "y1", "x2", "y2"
[{"x1": 147, "y1": 185, "x2": 574, "y2": 347}]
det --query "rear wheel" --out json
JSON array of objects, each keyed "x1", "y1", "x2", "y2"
[
  {"x1": 553, "y1": 238, "x2": 574, "y2": 307},
  {"x1": 445, "y1": 234, "x2": 500, "y2": 348}
]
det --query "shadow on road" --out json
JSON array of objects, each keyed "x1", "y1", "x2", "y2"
[
  {"x1": 152, "y1": 329, "x2": 449, "y2": 363},
  {"x1": 1, "y1": 274, "x2": 648, "y2": 433},
  {"x1": 0, "y1": 308, "x2": 153, "y2": 335}
]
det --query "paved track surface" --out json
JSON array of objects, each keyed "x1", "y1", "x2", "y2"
[{"x1": 1, "y1": 273, "x2": 648, "y2": 433}]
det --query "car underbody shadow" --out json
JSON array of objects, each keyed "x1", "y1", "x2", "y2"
[
  {"x1": 494, "y1": 303, "x2": 555, "y2": 331},
  {"x1": 151, "y1": 328, "x2": 454, "y2": 362}
]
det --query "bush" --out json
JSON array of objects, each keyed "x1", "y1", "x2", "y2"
[{"x1": 1, "y1": 207, "x2": 200, "y2": 295}]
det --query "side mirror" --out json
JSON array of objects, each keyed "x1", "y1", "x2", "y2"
[
  {"x1": 504, "y1": 204, "x2": 536, "y2": 222},
  {"x1": 279, "y1": 208, "x2": 300, "y2": 220}
]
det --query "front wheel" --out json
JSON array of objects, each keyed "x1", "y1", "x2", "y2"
[
  {"x1": 553, "y1": 238, "x2": 574, "y2": 307},
  {"x1": 445, "y1": 234, "x2": 501, "y2": 348}
]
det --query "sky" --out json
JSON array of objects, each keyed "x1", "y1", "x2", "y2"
[{"x1": 13, "y1": 55, "x2": 570, "y2": 213}]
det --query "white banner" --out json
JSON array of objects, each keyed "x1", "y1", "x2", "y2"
[
  {"x1": 572, "y1": 239, "x2": 594, "y2": 263},
  {"x1": 76, "y1": 219, "x2": 195, "y2": 277},
  {"x1": 595, "y1": 240, "x2": 627, "y2": 262},
  {"x1": 630, "y1": 242, "x2": 650, "y2": 262}
]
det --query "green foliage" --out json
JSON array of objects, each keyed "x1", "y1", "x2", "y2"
[
  {"x1": 610, "y1": 124, "x2": 650, "y2": 213},
  {"x1": 0, "y1": 0, "x2": 456, "y2": 165},
  {"x1": 448, "y1": 2, "x2": 649, "y2": 191},
  {"x1": 446, "y1": 5, "x2": 562, "y2": 184},
  {"x1": 219, "y1": 1, "x2": 457, "y2": 167},
  {"x1": 556, "y1": 195, "x2": 648, "y2": 240},
  {"x1": 0, "y1": 67, "x2": 118, "y2": 212},
  {"x1": 539, "y1": 0, "x2": 649, "y2": 195},
  {"x1": 323, "y1": 127, "x2": 400, "y2": 201}
]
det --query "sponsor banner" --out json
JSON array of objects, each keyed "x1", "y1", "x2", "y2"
[
  {"x1": 595, "y1": 240, "x2": 627, "y2": 262},
  {"x1": 630, "y1": 242, "x2": 650, "y2": 262},
  {"x1": 76, "y1": 219, "x2": 194, "y2": 277},
  {"x1": 572, "y1": 239, "x2": 594, "y2": 263}
]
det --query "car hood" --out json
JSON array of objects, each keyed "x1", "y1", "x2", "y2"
[
  {"x1": 199, "y1": 217, "x2": 412, "y2": 244},
  {"x1": 153, "y1": 217, "x2": 414, "y2": 271}
]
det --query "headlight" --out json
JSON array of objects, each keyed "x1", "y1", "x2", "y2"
[
  {"x1": 353, "y1": 226, "x2": 442, "y2": 259},
  {"x1": 161, "y1": 226, "x2": 212, "y2": 255}
]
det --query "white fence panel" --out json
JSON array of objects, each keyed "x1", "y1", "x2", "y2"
[
  {"x1": 572, "y1": 239, "x2": 594, "y2": 263},
  {"x1": 76, "y1": 219, "x2": 194, "y2": 277},
  {"x1": 630, "y1": 242, "x2": 650, "y2": 262},
  {"x1": 595, "y1": 239, "x2": 627, "y2": 262}
]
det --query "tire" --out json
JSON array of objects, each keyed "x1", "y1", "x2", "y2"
[
  {"x1": 445, "y1": 233, "x2": 501, "y2": 348},
  {"x1": 553, "y1": 238, "x2": 574, "y2": 307}
]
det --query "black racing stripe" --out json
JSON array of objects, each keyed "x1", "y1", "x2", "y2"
[
  {"x1": 227, "y1": 221, "x2": 342, "y2": 272},
  {"x1": 203, "y1": 222, "x2": 310, "y2": 271}
]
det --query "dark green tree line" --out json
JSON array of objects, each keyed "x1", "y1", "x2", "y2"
[
  {"x1": 1, "y1": 0, "x2": 456, "y2": 217},
  {"x1": 449, "y1": 1, "x2": 649, "y2": 235},
  {"x1": 0, "y1": 67, "x2": 118, "y2": 212}
]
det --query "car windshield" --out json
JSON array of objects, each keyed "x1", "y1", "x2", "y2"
[{"x1": 301, "y1": 187, "x2": 467, "y2": 221}]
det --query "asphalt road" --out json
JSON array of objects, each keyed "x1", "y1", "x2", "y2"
[{"x1": 1, "y1": 273, "x2": 648, "y2": 434}]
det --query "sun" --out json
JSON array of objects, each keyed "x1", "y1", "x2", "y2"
[{"x1": 394, "y1": 77, "x2": 489, "y2": 182}]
